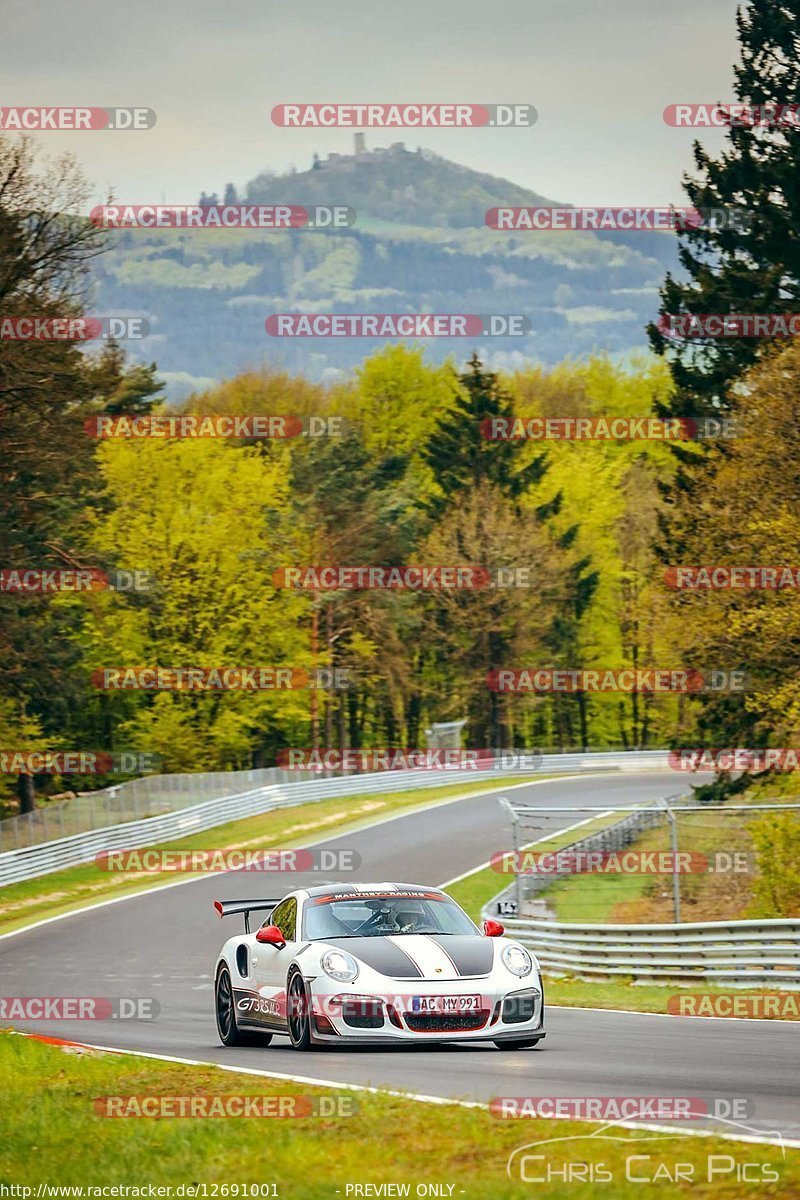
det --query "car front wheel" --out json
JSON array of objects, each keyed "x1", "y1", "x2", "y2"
[
  {"x1": 287, "y1": 969, "x2": 312, "y2": 1050},
  {"x1": 215, "y1": 965, "x2": 273, "y2": 1047}
]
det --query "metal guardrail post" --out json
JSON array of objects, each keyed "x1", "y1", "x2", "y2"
[
  {"x1": 660, "y1": 798, "x2": 681, "y2": 923},
  {"x1": 512, "y1": 805, "x2": 522, "y2": 914}
]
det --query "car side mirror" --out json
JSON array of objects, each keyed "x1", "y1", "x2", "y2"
[
  {"x1": 483, "y1": 919, "x2": 505, "y2": 937},
  {"x1": 256, "y1": 924, "x2": 286, "y2": 949}
]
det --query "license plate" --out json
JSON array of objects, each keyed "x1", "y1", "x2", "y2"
[{"x1": 411, "y1": 995, "x2": 481, "y2": 1013}]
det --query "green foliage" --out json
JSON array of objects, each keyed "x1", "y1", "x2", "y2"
[
  {"x1": 423, "y1": 353, "x2": 546, "y2": 512},
  {"x1": 657, "y1": 342, "x2": 800, "y2": 745},
  {"x1": 650, "y1": 0, "x2": 800, "y2": 413},
  {"x1": 82, "y1": 436, "x2": 310, "y2": 769},
  {"x1": 748, "y1": 812, "x2": 800, "y2": 917}
]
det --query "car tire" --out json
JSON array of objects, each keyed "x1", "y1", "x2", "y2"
[
  {"x1": 287, "y1": 969, "x2": 313, "y2": 1050},
  {"x1": 494, "y1": 1037, "x2": 542, "y2": 1050},
  {"x1": 215, "y1": 965, "x2": 273, "y2": 1047}
]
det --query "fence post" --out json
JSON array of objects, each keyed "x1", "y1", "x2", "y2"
[
  {"x1": 663, "y1": 802, "x2": 681, "y2": 923},
  {"x1": 511, "y1": 806, "x2": 522, "y2": 915}
]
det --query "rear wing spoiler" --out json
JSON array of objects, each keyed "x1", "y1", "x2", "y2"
[{"x1": 213, "y1": 898, "x2": 283, "y2": 933}]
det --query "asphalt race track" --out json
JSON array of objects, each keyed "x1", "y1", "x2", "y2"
[{"x1": 2, "y1": 772, "x2": 799, "y2": 1141}]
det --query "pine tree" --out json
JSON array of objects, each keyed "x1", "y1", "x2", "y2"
[
  {"x1": 422, "y1": 353, "x2": 546, "y2": 511},
  {"x1": 649, "y1": 1, "x2": 800, "y2": 415}
]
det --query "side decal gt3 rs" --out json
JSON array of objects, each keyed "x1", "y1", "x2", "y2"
[{"x1": 233, "y1": 988, "x2": 286, "y2": 1028}]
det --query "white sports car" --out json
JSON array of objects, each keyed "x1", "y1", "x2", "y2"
[{"x1": 213, "y1": 882, "x2": 545, "y2": 1049}]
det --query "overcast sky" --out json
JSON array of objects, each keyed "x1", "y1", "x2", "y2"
[{"x1": 3, "y1": 0, "x2": 742, "y2": 206}]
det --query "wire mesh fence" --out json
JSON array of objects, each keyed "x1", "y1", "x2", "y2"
[{"x1": 492, "y1": 795, "x2": 800, "y2": 926}]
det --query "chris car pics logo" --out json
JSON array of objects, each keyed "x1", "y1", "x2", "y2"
[{"x1": 506, "y1": 1118, "x2": 784, "y2": 1186}]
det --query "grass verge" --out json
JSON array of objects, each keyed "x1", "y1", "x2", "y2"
[
  {"x1": 0, "y1": 775, "x2": 545, "y2": 937},
  {"x1": 0, "y1": 1033, "x2": 795, "y2": 1199}
]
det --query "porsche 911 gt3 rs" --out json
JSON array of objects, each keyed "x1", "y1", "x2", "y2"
[{"x1": 213, "y1": 882, "x2": 545, "y2": 1049}]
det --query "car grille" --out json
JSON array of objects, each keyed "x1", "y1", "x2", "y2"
[
  {"x1": 341, "y1": 999, "x2": 385, "y2": 1030},
  {"x1": 403, "y1": 1010, "x2": 489, "y2": 1033},
  {"x1": 502, "y1": 991, "x2": 540, "y2": 1025}
]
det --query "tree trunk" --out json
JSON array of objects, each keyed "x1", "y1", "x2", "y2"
[
  {"x1": 17, "y1": 772, "x2": 35, "y2": 814},
  {"x1": 310, "y1": 601, "x2": 319, "y2": 748}
]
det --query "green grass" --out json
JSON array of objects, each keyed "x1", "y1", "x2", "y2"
[
  {"x1": 0, "y1": 775, "x2": 545, "y2": 936},
  {"x1": 546, "y1": 855, "x2": 658, "y2": 923},
  {"x1": 0, "y1": 1033, "x2": 795, "y2": 1198},
  {"x1": 543, "y1": 816, "x2": 744, "y2": 925}
]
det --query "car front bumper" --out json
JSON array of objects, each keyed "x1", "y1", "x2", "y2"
[{"x1": 305, "y1": 980, "x2": 545, "y2": 1044}]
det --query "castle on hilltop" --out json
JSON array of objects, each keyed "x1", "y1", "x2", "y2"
[{"x1": 312, "y1": 134, "x2": 435, "y2": 170}]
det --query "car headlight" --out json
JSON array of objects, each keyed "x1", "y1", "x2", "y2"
[
  {"x1": 502, "y1": 943, "x2": 533, "y2": 977},
  {"x1": 321, "y1": 949, "x2": 359, "y2": 983}
]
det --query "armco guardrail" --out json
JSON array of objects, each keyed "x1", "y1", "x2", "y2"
[
  {"x1": 0, "y1": 750, "x2": 672, "y2": 885},
  {"x1": 480, "y1": 909, "x2": 800, "y2": 986}
]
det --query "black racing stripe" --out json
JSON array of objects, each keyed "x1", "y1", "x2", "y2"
[
  {"x1": 324, "y1": 936, "x2": 423, "y2": 978},
  {"x1": 428, "y1": 936, "x2": 495, "y2": 977}
]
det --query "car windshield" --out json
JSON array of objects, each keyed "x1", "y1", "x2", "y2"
[{"x1": 302, "y1": 891, "x2": 478, "y2": 939}]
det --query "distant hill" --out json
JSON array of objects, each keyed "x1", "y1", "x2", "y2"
[
  {"x1": 92, "y1": 142, "x2": 680, "y2": 397},
  {"x1": 246, "y1": 142, "x2": 558, "y2": 228}
]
